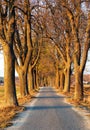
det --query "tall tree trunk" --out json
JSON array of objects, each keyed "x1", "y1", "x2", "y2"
[
  {"x1": 28, "y1": 66, "x2": 34, "y2": 91},
  {"x1": 65, "y1": 7, "x2": 88, "y2": 100},
  {"x1": 19, "y1": 70, "x2": 29, "y2": 97},
  {"x1": 59, "y1": 71, "x2": 65, "y2": 91},
  {"x1": 74, "y1": 65, "x2": 83, "y2": 100},
  {"x1": 36, "y1": 67, "x2": 39, "y2": 89},
  {"x1": 63, "y1": 64, "x2": 71, "y2": 93},
  {"x1": 39, "y1": 76, "x2": 43, "y2": 87},
  {"x1": 26, "y1": 73, "x2": 29, "y2": 95},
  {"x1": 33, "y1": 69, "x2": 37, "y2": 90},
  {"x1": 4, "y1": 45, "x2": 18, "y2": 106},
  {"x1": 55, "y1": 67, "x2": 59, "y2": 89}
]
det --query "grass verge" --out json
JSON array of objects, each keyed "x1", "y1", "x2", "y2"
[{"x1": 0, "y1": 85, "x2": 38, "y2": 129}]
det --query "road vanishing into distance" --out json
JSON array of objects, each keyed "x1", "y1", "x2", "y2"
[{"x1": 5, "y1": 87, "x2": 89, "y2": 130}]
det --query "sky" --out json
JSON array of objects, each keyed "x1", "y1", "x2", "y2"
[
  {"x1": 0, "y1": 53, "x2": 4, "y2": 77},
  {"x1": 0, "y1": 53, "x2": 18, "y2": 77},
  {"x1": 0, "y1": 51, "x2": 90, "y2": 77},
  {"x1": 84, "y1": 50, "x2": 90, "y2": 74}
]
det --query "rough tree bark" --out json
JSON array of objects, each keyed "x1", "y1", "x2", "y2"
[
  {"x1": 63, "y1": 63, "x2": 71, "y2": 93},
  {"x1": 64, "y1": 3, "x2": 90, "y2": 100},
  {"x1": 3, "y1": 45, "x2": 18, "y2": 106},
  {"x1": 18, "y1": 69, "x2": 29, "y2": 97},
  {"x1": 28, "y1": 65, "x2": 34, "y2": 91},
  {"x1": 59, "y1": 71, "x2": 65, "y2": 91},
  {"x1": 0, "y1": 2, "x2": 18, "y2": 106},
  {"x1": 55, "y1": 66, "x2": 60, "y2": 89}
]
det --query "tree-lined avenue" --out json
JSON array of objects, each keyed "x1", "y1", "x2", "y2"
[{"x1": 6, "y1": 87, "x2": 88, "y2": 130}]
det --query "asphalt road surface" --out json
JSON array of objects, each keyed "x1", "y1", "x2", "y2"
[{"x1": 5, "y1": 87, "x2": 88, "y2": 130}]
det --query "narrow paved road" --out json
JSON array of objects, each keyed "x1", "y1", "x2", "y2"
[{"x1": 5, "y1": 87, "x2": 88, "y2": 130}]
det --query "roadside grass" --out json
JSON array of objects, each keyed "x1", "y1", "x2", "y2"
[
  {"x1": 0, "y1": 84, "x2": 38, "y2": 128},
  {"x1": 57, "y1": 86, "x2": 90, "y2": 120},
  {"x1": 65, "y1": 85, "x2": 90, "y2": 108},
  {"x1": 58, "y1": 75, "x2": 90, "y2": 116},
  {"x1": 0, "y1": 105, "x2": 24, "y2": 128},
  {"x1": 0, "y1": 74, "x2": 90, "y2": 128}
]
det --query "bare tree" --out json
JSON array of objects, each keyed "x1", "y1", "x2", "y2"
[{"x1": 0, "y1": 0, "x2": 18, "y2": 106}]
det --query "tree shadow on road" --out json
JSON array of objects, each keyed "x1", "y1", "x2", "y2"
[
  {"x1": 32, "y1": 96, "x2": 65, "y2": 99},
  {"x1": 25, "y1": 105, "x2": 72, "y2": 111},
  {"x1": 39, "y1": 91, "x2": 56, "y2": 93}
]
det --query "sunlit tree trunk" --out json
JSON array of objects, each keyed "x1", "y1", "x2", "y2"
[
  {"x1": 18, "y1": 69, "x2": 29, "y2": 97},
  {"x1": 36, "y1": 66, "x2": 39, "y2": 89},
  {"x1": 65, "y1": 7, "x2": 88, "y2": 100},
  {"x1": 63, "y1": 64, "x2": 71, "y2": 93},
  {"x1": 33, "y1": 69, "x2": 37, "y2": 90},
  {"x1": 55, "y1": 67, "x2": 59, "y2": 89},
  {"x1": 0, "y1": 2, "x2": 18, "y2": 106},
  {"x1": 74, "y1": 65, "x2": 83, "y2": 100},
  {"x1": 59, "y1": 71, "x2": 64, "y2": 91},
  {"x1": 4, "y1": 45, "x2": 18, "y2": 106},
  {"x1": 28, "y1": 65, "x2": 34, "y2": 91}
]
